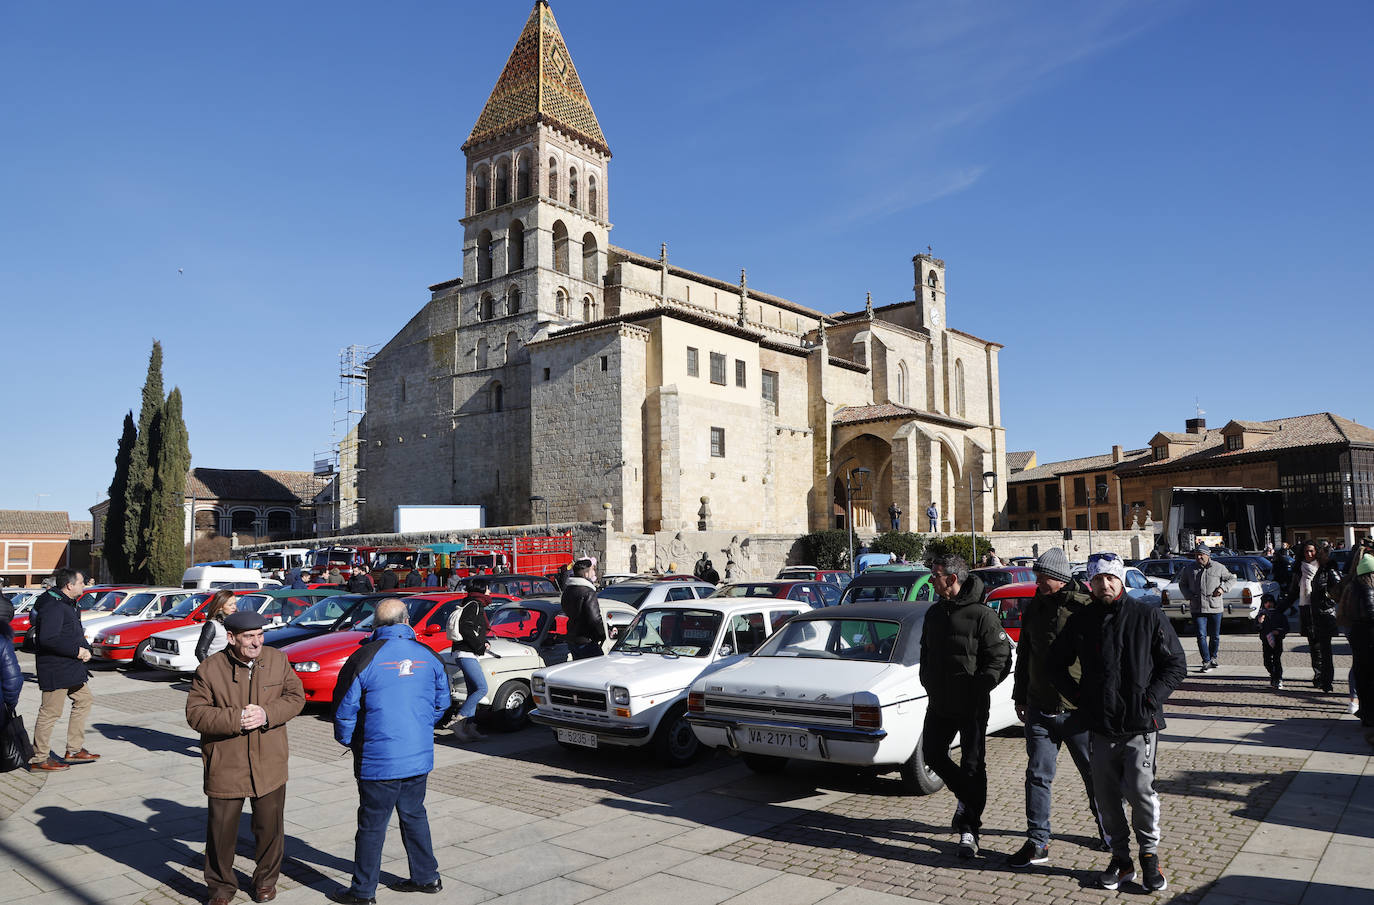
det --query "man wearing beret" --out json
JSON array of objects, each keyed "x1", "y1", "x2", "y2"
[{"x1": 187, "y1": 610, "x2": 305, "y2": 905}]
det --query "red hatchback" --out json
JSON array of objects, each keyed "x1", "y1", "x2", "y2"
[
  {"x1": 984, "y1": 580, "x2": 1038, "y2": 643},
  {"x1": 283, "y1": 593, "x2": 462, "y2": 703}
]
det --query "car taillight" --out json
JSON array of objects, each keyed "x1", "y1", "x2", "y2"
[
  {"x1": 688, "y1": 691, "x2": 704, "y2": 714},
  {"x1": 1161, "y1": 590, "x2": 1170, "y2": 605},
  {"x1": 853, "y1": 704, "x2": 881, "y2": 729},
  {"x1": 1242, "y1": 587, "x2": 1252, "y2": 602}
]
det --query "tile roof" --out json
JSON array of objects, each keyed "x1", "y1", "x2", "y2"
[
  {"x1": 832, "y1": 403, "x2": 975, "y2": 430},
  {"x1": 0, "y1": 510, "x2": 70, "y2": 535},
  {"x1": 465, "y1": 2, "x2": 609, "y2": 154},
  {"x1": 186, "y1": 469, "x2": 326, "y2": 503},
  {"x1": 69, "y1": 520, "x2": 93, "y2": 541},
  {"x1": 1123, "y1": 412, "x2": 1374, "y2": 473},
  {"x1": 1010, "y1": 449, "x2": 1152, "y2": 483},
  {"x1": 1007, "y1": 451, "x2": 1036, "y2": 473}
]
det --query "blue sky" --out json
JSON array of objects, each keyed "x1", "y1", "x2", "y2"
[{"x1": 4, "y1": 1, "x2": 1372, "y2": 518}]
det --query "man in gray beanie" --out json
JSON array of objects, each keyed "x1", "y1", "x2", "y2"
[{"x1": 1006, "y1": 547, "x2": 1105, "y2": 867}]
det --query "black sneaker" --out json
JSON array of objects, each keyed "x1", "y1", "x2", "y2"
[
  {"x1": 1007, "y1": 840, "x2": 1049, "y2": 867},
  {"x1": 1210, "y1": 659, "x2": 1219, "y2": 669},
  {"x1": 1199, "y1": 661, "x2": 1213, "y2": 672},
  {"x1": 957, "y1": 831, "x2": 979, "y2": 859},
  {"x1": 1140, "y1": 852, "x2": 1167, "y2": 891},
  {"x1": 950, "y1": 800, "x2": 966, "y2": 831},
  {"x1": 1097, "y1": 855, "x2": 1136, "y2": 890}
]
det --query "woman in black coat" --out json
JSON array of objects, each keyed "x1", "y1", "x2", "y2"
[{"x1": 194, "y1": 591, "x2": 238, "y2": 663}]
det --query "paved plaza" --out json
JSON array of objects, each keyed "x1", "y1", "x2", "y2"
[{"x1": 0, "y1": 635, "x2": 1370, "y2": 905}]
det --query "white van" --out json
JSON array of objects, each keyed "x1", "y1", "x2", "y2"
[
  {"x1": 256, "y1": 548, "x2": 312, "y2": 573},
  {"x1": 181, "y1": 566, "x2": 282, "y2": 591}
]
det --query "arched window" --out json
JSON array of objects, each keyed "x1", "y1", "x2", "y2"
[
  {"x1": 928, "y1": 271, "x2": 939, "y2": 288},
  {"x1": 516, "y1": 153, "x2": 532, "y2": 199},
  {"x1": 506, "y1": 286, "x2": 521, "y2": 315},
  {"x1": 588, "y1": 175, "x2": 598, "y2": 217},
  {"x1": 266, "y1": 510, "x2": 293, "y2": 535},
  {"x1": 231, "y1": 509, "x2": 257, "y2": 535},
  {"x1": 954, "y1": 359, "x2": 966, "y2": 417},
  {"x1": 568, "y1": 167, "x2": 578, "y2": 209},
  {"x1": 582, "y1": 232, "x2": 598, "y2": 282},
  {"x1": 476, "y1": 337, "x2": 489, "y2": 370},
  {"x1": 547, "y1": 157, "x2": 558, "y2": 200},
  {"x1": 479, "y1": 293, "x2": 495, "y2": 321},
  {"x1": 477, "y1": 230, "x2": 493, "y2": 281},
  {"x1": 552, "y1": 221, "x2": 569, "y2": 274},
  {"x1": 473, "y1": 166, "x2": 489, "y2": 214},
  {"x1": 897, "y1": 361, "x2": 909, "y2": 405},
  {"x1": 507, "y1": 220, "x2": 525, "y2": 271},
  {"x1": 495, "y1": 158, "x2": 510, "y2": 206},
  {"x1": 505, "y1": 331, "x2": 521, "y2": 363},
  {"x1": 194, "y1": 508, "x2": 220, "y2": 534},
  {"x1": 492, "y1": 382, "x2": 504, "y2": 412},
  {"x1": 582, "y1": 295, "x2": 594, "y2": 322},
  {"x1": 555, "y1": 289, "x2": 567, "y2": 317}
]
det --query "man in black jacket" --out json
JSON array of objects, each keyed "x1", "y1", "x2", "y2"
[
  {"x1": 30, "y1": 568, "x2": 99, "y2": 771},
  {"x1": 1051, "y1": 552, "x2": 1186, "y2": 893},
  {"x1": 919, "y1": 554, "x2": 1012, "y2": 859},
  {"x1": 559, "y1": 558, "x2": 604, "y2": 660}
]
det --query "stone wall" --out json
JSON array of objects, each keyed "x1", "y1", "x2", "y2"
[
  {"x1": 235, "y1": 522, "x2": 606, "y2": 567},
  {"x1": 978, "y1": 528, "x2": 1157, "y2": 561}
]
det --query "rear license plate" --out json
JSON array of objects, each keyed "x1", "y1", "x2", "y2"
[
  {"x1": 745, "y1": 727, "x2": 813, "y2": 752},
  {"x1": 556, "y1": 728, "x2": 598, "y2": 748}
]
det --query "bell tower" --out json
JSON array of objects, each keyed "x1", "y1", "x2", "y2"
[{"x1": 460, "y1": 0, "x2": 611, "y2": 329}]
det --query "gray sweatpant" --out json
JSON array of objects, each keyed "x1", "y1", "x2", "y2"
[{"x1": 1090, "y1": 730, "x2": 1162, "y2": 857}]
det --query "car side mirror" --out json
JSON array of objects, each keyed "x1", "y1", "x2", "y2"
[
  {"x1": 423, "y1": 623, "x2": 443, "y2": 635},
  {"x1": 718, "y1": 644, "x2": 734, "y2": 657}
]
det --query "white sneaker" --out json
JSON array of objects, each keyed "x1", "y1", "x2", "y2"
[
  {"x1": 1350, "y1": 699, "x2": 1360, "y2": 715},
  {"x1": 957, "y1": 831, "x2": 979, "y2": 859}
]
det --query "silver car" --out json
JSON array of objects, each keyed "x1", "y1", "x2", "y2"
[{"x1": 595, "y1": 580, "x2": 716, "y2": 610}]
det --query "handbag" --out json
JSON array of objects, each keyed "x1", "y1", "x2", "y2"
[{"x1": 0, "y1": 705, "x2": 34, "y2": 772}]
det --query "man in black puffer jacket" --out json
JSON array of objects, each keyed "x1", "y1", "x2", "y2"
[
  {"x1": 30, "y1": 568, "x2": 100, "y2": 771},
  {"x1": 1051, "y1": 552, "x2": 1186, "y2": 893},
  {"x1": 560, "y1": 558, "x2": 604, "y2": 660},
  {"x1": 919, "y1": 554, "x2": 1012, "y2": 860}
]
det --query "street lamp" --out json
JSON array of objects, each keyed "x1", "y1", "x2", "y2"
[
  {"x1": 846, "y1": 467, "x2": 871, "y2": 575},
  {"x1": 529, "y1": 495, "x2": 549, "y2": 535},
  {"x1": 969, "y1": 470, "x2": 997, "y2": 562}
]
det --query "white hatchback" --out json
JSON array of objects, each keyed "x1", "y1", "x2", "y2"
[{"x1": 82, "y1": 588, "x2": 195, "y2": 643}]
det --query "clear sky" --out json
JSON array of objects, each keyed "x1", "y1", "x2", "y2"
[{"x1": 4, "y1": 0, "x2": 1372, "y2": 518}]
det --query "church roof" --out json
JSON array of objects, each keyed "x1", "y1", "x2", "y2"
[
  {"x1": 832, "y1": 403, "x2": 975, "y2": 430},
  {"x1": 465, "y1": 1, "x2": 609, "y2": 155}
]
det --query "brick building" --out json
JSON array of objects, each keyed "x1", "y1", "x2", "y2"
[
  {"x1": 0, "y1": 510, "x2": 76, "y2": 588},
  {"x1": 356, "y1": 1, "x2": 1010, "y2": 539}
]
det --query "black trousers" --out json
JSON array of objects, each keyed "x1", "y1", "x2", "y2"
[
  {"x1": 1351, "y1": 623, "x2": 1374, "y2": 727},
  {"x1": 1261, "y1": 633, "x2": 1285, "y2": 682},
  {"x1": 1299, "y1": 607, "x2": 1335, "y2": 689},
  {"x1": 205, "y1": 784, "x2": 286, "y2": 897},
  {"x1": 923, "y1": 704, "x2": 990, "y2": 832}
]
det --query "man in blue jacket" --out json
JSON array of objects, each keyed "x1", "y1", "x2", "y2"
[{"x1": 331, "y1": 598, "x2": 449, "y2": 904}]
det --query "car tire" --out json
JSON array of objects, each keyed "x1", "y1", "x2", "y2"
[
  {"x1": 128, "y1": 640, "x2": 152, "y2": 670},
  {"x1": 898, "y1": 735, "x2": 945, "y2": 796},
  {"x1": 652, "y1": 702, "x2": 701, "y2": 767},
  {"x1": 489, "y1": 680, "x2": 532, "y2": 732},
  {"x1": 741, "y1": 753, "x2": 787, "y2": 774}
]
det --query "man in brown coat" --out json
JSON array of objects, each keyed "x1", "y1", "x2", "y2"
[{"x1": 186, "y1": 611, "x2": 305, "y2": 905}]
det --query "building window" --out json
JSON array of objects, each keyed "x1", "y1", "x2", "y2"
[
  {"x1": 1075, "y1": 514, "x2": 1088, "y2": 530},
  {"x1": 1097, "y1": 512, "x2": 1110, "y2": 530},
  {"x1": 710, "y1": 427, "x2": 725, "y2": 458},
  {"x1": 479, "y1": 293, "x2": 495, "y2": 321},
  {"x1": 588, "y1": 175, "x2": 598, "y2": 216},
  {"x1": 600, "y1": 356, "x2": 608, "y2": 372},
  {"x1": 582, "y1": 296, "x2": 594, "y2": 321},
  {"x1": 1094, "y1": 474, "x2": 1108, "y2": 503},
  {"x1": 582, "y1": 232, "x2": 598, "y2": 282},
  {"x1": 1045, "y1": 483, "x2": 1060, "y2": 511},
  {"x1": 1006, "y1": 487, "x2": 1018, "y2": 515},
  {"x1": 516, "y1": 153, "x2": 532, "y2": 199},
  {"x1": 495, "y1": 158, "x2": 510, "y2": 206},
  {"x1": 494, "y1": 384, "x2": 504, "y2": 412},
  {"x1": 686, "y1": 347, "x2": 699, "y2": 377},
  {"x1": 1226, "y1": 435, "x2": 1243, "y2": 451},
  {"x1": 1047, "y1": 517, "x2": 1061, "y2": 530},
  {"x1": 547, "y1": 157, "x2": 558, "y2": 200},
  {"x1": 508, "y1": 220, "x2": 525, "y2": 270},
  {"x1": 1153, "y1": 446, "x2": 1168, "y2": 461},
  {"x1": 6, "y1": 544, "x2": 30, "y2": 567},
  {"x1": 476, "y1": 337, "x2": 489, "y2": 370},
  {"x1": 954, "y1": 359, "x2": 966, "y2": 417},
  {"x1": 1028, "y1": 519, "x2": 1040, "y2": 531},
  {"x1": 507, "y1": 287, "x2": 522, "y2": 315},
  {"x1": 1026, "y1": 485, "x2": 1040, "y2": 512},
  {"x1": 474, "y1": 166, "x2": 489, "y2": 214},
  {"x1": 897, "y1": 361, "x2": 909, "y2": 405},
  {"x1": 710, "y1": 352, "x2": 726, "y2": 385},
  {"x1": 1073, "y1": 477, "x2": 1088, "y2": 507},
  {"x1": 477, "y1": 230, "x2": 494, "y2": 281},
  {"x1": 543, "y1": 367, "x2": 550, "y2": 381},
  {"x1": 735, "y1": 360, "x2": 746, "y2": 388},
  {"x1": 761, "y1": 369, "x2": 778, "y2": 413},
  {"x1": 552, "y1": 221, "x2": 569, "y2": 274},
  {"x1": 555, "y1": 289, "x2": 567, "y2": 317}
]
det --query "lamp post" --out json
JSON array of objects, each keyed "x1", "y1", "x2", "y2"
[
  {"x1": 846, "y1": 467, "x2": 871, "y2": 576},
  {"x1": 969, "y1": 470, "x2": 998, "y2": 562},
  {"x1": 530, "y1": 495, "x2": 549, "y2": 535},
  {"x1": 1087, "y1": 481, "x2": 1108, "y2": 554}
]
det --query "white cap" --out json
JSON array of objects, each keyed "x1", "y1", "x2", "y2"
[{"x1": 1086, "y1": 552, "x2": 1127, "y2": 582}]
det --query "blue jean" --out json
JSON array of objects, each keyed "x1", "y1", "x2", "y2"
[
  {"x1": 1193, "y1": 612, "x2": 1222, "y2": 662},
  {"x1": 1023, "y1": 707, "x2": 1103, "y2": 846},
  {"x1": 456, "y1": 655, "x2": 487, "y2": 720},
  {"x1": 350, "y1": 774, "x2": 438, "y2": 897}
]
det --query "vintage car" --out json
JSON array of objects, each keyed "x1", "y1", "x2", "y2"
[
  {"x1": 1157, "y1": 555, "x2": 1278, "y2": 624},
  {"x1": 775, "y1": 567, "x2": 853, "y2": 589},
  {"x1": 686, "y1": 601, "x2": 1019, "y2": 794},
  {"x1": 837, "y1": 565, "x2": 934, "y2": 605},
  {"x1": 262, "y1": 591, "x2": 420, "y2": 650},
  {"x1": 92, "y1": 589, "x2": 267, "y2": 665},
  {"x1": 595, "y1": 579, "x2": 717, "y2": 610},
  {"x1": 970, "y1": 566, "x2": 1037, "y2": 601},
  {"x1": 709, "y1": 580, "x2": 841, "y2": 608},
  {"x1": 141, "y1": 588, "x2": 341, "y2": 673},
  {"x1": 446, "y1": 597, "x2": 638, "y2": 731},
  {"x1": 528, "y1": 597, "x2": 814, "y2": 766},
  {"x1": 83, "y1": 588, "x2": 197, "y2": 642}
]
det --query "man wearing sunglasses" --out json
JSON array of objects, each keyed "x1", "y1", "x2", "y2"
[
  {"x1": 1051, "y1": 552, "x2": 1186, "y2": 892},
  {"x1": 1178, "y1": 544, "x2": 1234, "y2": 672}
]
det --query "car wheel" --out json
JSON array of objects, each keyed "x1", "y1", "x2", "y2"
[
  {"x1": 898, "y1": 735, "x2": 945, "y2": 796},
  {"x1": 128, "y1": 640, "x2": 152, "y2": 670},
  {"x1": 489, "y1": 680, "x2": 532, "y2": 732},
  {"x1": 652, "y1": 702, "x2": 701, "y2": 767},
  {"x1": 741, "y1": 753, "x2": 787, "y2": 774}
]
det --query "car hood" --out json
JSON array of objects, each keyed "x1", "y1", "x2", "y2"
[
  {"x1": 282, "y1": 630, "x2": 368, "y2": 662},
  {"x1": 484, "y1": 638, "x2": 536, "y2": 659},
  {"x1": 539, "y1": 651, "x2": 723, "y2": 698},
  {"x1": 696, "y1": 657, "x2": 902, "y2": 704},
  {"x1": 84, "y1": 613, "x2": 155, "y2": 634},
  {"x1": 150, "y1": 622, "x2": 205, "y2": 642},
  {"x1": 99, "y1": 617, "x2": 190, "y2": 640}
]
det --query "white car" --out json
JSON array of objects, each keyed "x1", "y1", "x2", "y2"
[
  {"x1": 687, "y1": 602, "x2": 1019, "y2": 794},
  {"x1": 1157, "y1": 556, "x2": 1279, "y2": 624},
  {"x1": 594, "y1": 580, "x2": 716, "y2": 610},
  {"x1": 83, "y1": 588, "x2": 195, "y2": 642},
  {"x1": 140, "y1": 589, "x2": 330, "y2": 673},
  {"x1": 79, "y1": 588, "x2": 142, "y2": 622},
  {"x1": 1070, "y1": 566, "x2": 1162, "y2": 609},
  {"x1": 445, "y1": 598, "x2": 639, "y2": 731},
  {"x1": 529, "y1": 598, "x2": 813, "y2": 765}
]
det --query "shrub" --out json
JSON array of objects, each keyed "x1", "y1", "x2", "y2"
[
  {"x1": 923, "y1": 533, "x2": 991, "y2": 567},
  {"x1": 801, "y1": 529, "x2": 855, "y2": 570},
  {"x1": 869, "y1": 531, "x2": 926, "y2": 563}
]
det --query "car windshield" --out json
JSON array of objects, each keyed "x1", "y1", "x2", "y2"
[
  {"x1": 1141, "y1": 561, "x2": 1175, "y2": 579},
  {"x1": 162, "y1": 595, "x2": 202, "y2": 619},
  {"x1": 756, "y1": 617, "x2": 902, "y2": 662},
  {"x1": 374, "y1": 551, "x2": 418, "y2": 570},
  {"x1": 597, "y1": 585, "x2": 651, "y2": 607},
  {"x1": 355, "y1": 596, "x2": 433, "y2": 631},
  {"x1": 238, "y1": 594, "x2": 271, "y2": 613},
  {"x1": 842, "y1": 580, "x2": 916, "y2": 603},
  {"x1": 710, "y1": 584, "x2": 781, "y2": 599},
  {"x1": 975, "y1": 571, "x2": 1018, "y2": 592},
  {"x1": 113, "y1": 592, "x2": 157, "y2": 616},
  {"x1": 85, "y1": 590, "x2": 126, "y2": 612},
  {"x1": 488, "y1": 607, "x2": 547, "y2": 641},
  {"x1": 614, "y1": 608, "x2": 723, "y2": 658},
  {"x1": 314, "y1": 550, "x2": 354, "y2": 568},
  {"x1": 259, "y1": 554, "x2": 288, "y2": 571},
  {"x1": 287, "y1": 595, "x2": 357, "y2": 628}
]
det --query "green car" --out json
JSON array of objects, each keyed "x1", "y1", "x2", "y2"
[{"x1": 837, "y1": 565, "x2": 935, "y2": 604}]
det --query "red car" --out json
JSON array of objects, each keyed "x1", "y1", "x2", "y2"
[
  {"x1": 13, "y1": 585, "x2": 140, "y2": 646},
  {"x1": 971, "y1": 566, "x2": 1036, "y2": 603},
  {"x1": 984, "y1": 580, "x2": 1037, "y2": 642},
  {"x1": 283, "y1": 593, "x2": 462, "y2": 703},
  {"x1": 90, "y1": 589, "x2": 255, "y2": 665}
]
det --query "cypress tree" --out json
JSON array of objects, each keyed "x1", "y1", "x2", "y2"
[
  {"x1": 125, "y1": 341, "x2": 164, "y2": 580},
  {"x1": 103, "y1": 412, "x2": 137, "y2": 581},
  {"x1": 147, "y1": 388, "x2": 192, "y2": 586}
]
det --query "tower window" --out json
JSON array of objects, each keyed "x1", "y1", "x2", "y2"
[
  {"x1": 516, "y1": 153, "x2": 532, "y2": 199},
  {"x1": 474, "y1": 166, "x2": 489, "y2": 214},
  {"x1": 477, "y1": 230, "x2": 494, "y2": 281},
  {"x1": 600, "y1": 356, "x2": 608, "y2": 371},
  {"x1": 582, "y1": 232, "x2": 598, "y2": 282},
  {"x1": 495, "y1": 158, "x2": 510, "y2": 206},
  {"x1": 555, "y1": 289, "x2": 568, "y2": 317},
  {"x1": 547, "y1": 157, "x2": 558, "y2": 200},
  {"x1": 507, "y1": 286, "x2": 521, "y2": 315},
  {"x1": 479, "y1": 293, "x2": 495, "y2": 321},
  {"x1": 543, "y1": 367, "x2": 550, "y2": 381},
  {"x1": 954, "y1": 359, "x2": 966, "y2": 417},
  {"x1": 588, "y1": 175, "x2": 598, "y2": 217},
  {"x1": 710, "y1": 427, "x2": 726, "y2": 458},
  {"x1": 476, "y1": 337, "x2": 489, "y2": 370},
  {"x1": 508, "y1": 220, "x2": 525, "y2": 270},
  {"x1": 710, "y1": 352, "x2": 726, "y2": 385},
  {"x1": 686, "y1": 347, "x2": 699, "y2": 377},
  {"x1": 761, "y1": 369, "x2": 778, "y2": 413},
  {"x1": 735, "y1": 360, "x2": 746, "y2": 388},
  {"x1": 582, "y1": 295, "x2": 594, "y2": 321},
  {"x1": 493, "y1": 383, "x2": 504, "y2": 412},
  {"x1": 552, "y1": 221, "x2": 570, "y2": 274},
  {"x1": 569, "y1": 167, "x2": 578, "y2": 209}
]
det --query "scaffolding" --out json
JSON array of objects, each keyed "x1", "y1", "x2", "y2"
[{"x1": 317, "y1": 343, "x2": 375, "y2": 535}]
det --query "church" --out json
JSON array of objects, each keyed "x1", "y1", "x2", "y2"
[{"x1": 357, "y1": 1, "x2": 1009, "y2": 540}]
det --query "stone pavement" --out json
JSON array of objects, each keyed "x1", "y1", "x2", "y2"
[{"x1": 0, "y1": 634, "x2": 1368, "y2": 905}]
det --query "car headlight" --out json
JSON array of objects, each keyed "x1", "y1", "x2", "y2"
[
  {"x1": 292, "y1": 661, "x2": 320, "y2": 673},
  {"x1": 610, "y1": 685, "x2": 630, "y2": 706},
  {"x1": 531, "y1": 675, "x2": 546, "y2": 694},
  {"x1": 103, "y1": 635, "x2": 119, "y2": 645}
]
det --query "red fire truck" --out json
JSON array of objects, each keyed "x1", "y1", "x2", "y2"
[{"x1": 448, "y1": 535, "x2": 575, "y2": 580}]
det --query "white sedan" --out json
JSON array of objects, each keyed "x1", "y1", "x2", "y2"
[
  {"x1": 83, "y1": 588, "x2": 195, "y2": 642},
  {"x1": 687, "y1": 602, "x2": 1018, "y2": 794}
]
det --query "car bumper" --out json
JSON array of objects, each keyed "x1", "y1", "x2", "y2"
[
  {"x1": 92, "y1": 644, "x2": 136, "y2": 661},
  {"x1": 687, "y1": 713, "x2": 888, "y2": 764},
  {"x1": 142, "y1": 649, "x2": 196, "y2": 672},
  {"x1": 294, "y1": 673, "x2": 339, "y2": 702},
  {"x1": 528, "y1": 708, "x2": 652, "y2": 744}
]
